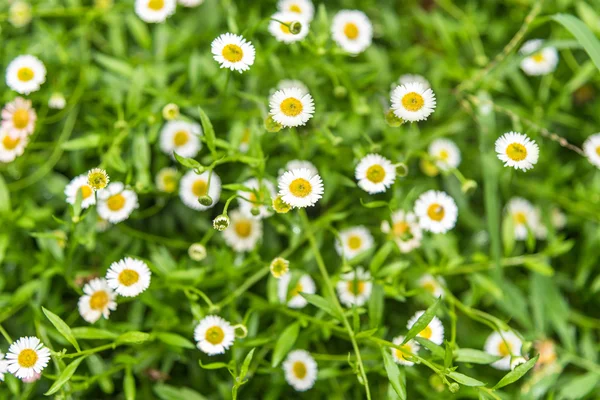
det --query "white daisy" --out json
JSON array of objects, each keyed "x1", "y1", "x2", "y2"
[
  {"x1": 5, "y1": 337, "x2": 51, "y2": 380},
  {"x1": 414, "y1": 190, "x2": 458, "y2": 234},
  {"x1": 178, "y1": 0, "x2": 204, "y2": 7},
  {"x1": 331, "y1": 10, "x2": 373, "y2": 55},
  {"x1": 407, "y1": 310, "x2": 444, "y2": 345},
  {"x1": 277, "y1": 80, "x2": 309, "y2": 96},
  {"x1": 5, "y1": 55, "x2": 46, "y2": 95},
  {"x1": 495, "y1": 131, "x2": 539, "y2": 171},
  {"x1": 335, "y1": 226, "x2": 374, "y2": 260},
  {"x1": 278, "y1": 168, "x2": 323, "y2": 208},
  {"x1": 505, "y1": 197, "x2": 537, "y2": 241},
  {"x1": 238, "y1": 178, "x2": 277, "y2": 219},
  {"x1": 282, "y1": 159, "x2": 318, "y2": 177},
  {"x1": 484, "y1": 330, "x2": 523, "y2": 371},
  {"x1": 97, "y1": 182, "x2": 139, "y2": 224},
  {"x1": 194, "y1": 315, "x2": 235, "y2": 356},
  {"x1": 519, "y1": 39, "x2": 559, "y2": 76},
  {"x1": 64, "y1": 175, "x2": 96, "y2": 210},
  {"x1": 0, "y1": 353, "x2": 8, "y2": 381},
  {"x1": 21, "y1": 371, "x2": 41, "y2": 383},
  {"x1": 159, "y1": 120, "x2": 202, "y2": 159},
  {"x1": 355, "y1": 153, "x2": 396, "y2": 194},
  {"x1": 398, "y1": 74, "x2": 430, "y2": 89},
  {"x1": 179, "y1": 170, "x2": 222, "y2": 211},
  {"x1": 278, "y1": 0, "x2": 314, "y2": 22},
  {"x1": 155, "y1": 167, "x2": 179, "y2": 193},
  {"x1": 1, "y1": 97, "x2": 36, "y2": 137},
  {"x1": 222, "y1": 209, "x2": 263, "y2": 253},
  {"x1": 417, "y1": 274, "x2": 446, "y2": 298},
  {"x1": 269, "y1": 12, "x2": 310, "y2": 44},
  {"x1": 381, "y1": 210, "x2": 423, "y2": 253},
  {"x1": 106, "y1": 257, "x2": 151, "y2": 297},
  {"x1": 269, "y1": 87, "x2": 315, "y2": 128},
  {"x1": 134, "y1": 0, "x2": 176, "y2": 23},
  {"x1": 278, "y1": 273, "x2": 316, "y2": 309},
  {"x1": 211, "y1": 33, "x2": 256, "y2": 73},
  {"x1": 78, "y1": 278, "x2": 117, "y2": 323},
  {"x1": 0, "y1": 128, "x2": 28, "y2": 163},
  {"x1": 48, "y1": 93, "x2": 66, "y2": 110},
  {"x1": 583, "y1": 133, "x2": 600, "y2": 169},
  {"x1": 391, "y1": 82, "x2": 436, "y2": 122},
  {"x1": 283, "y1": 350, "x2": 318, "y2": 391},
  {"x1": 428, "y1": 138, "x2": 461, "y2": 171},
  {"x1": 335, "y1": 267, "x2": 372, "y2": 307},
  {"x1": 391, "y1": 335, "x2": 420, "y2": 366}
]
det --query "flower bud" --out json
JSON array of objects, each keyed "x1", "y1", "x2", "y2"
[
  {"x1": 395, "y1": 163, "x2": 409, "y2": 177},
  {"x1": 449, "y1": 383, "x2": 460, "y2": 393},
  {"x1": 162, "y1": 103, "x2": 180, "y2": 120},
  {"x1": 289, "y1": 21, "x2": 303, "y2": 35},
  {"x1": 461, "y1": 179, "x2": 478, "y2": 194},
  {"x1": 188, "y1": 243, "x2": 207, "y2": 261},
  {"x1": 198, "y1": 195, "x2": 213, "y2": 207},
  {"x1": 250, "y1": 207, "x2": 261, "y2": 216},
  {"x1": 213, "y1": 215, "x2": 230, "y2": 231},
  {"x1": 333, "y1": 86, "x2": 347, "y2": 98},
  {"x1": 9, "y1": 1, "x2": 32, "y2": 28},
  {"x1": 385, "y1": 109, "x2": 404, "y2": 127},
  {"x1": 265, "y1": 114, "x2": 282, "y2": 133},
  {"x1": 272, "y1": 195, "x2": 291, "y2": 214},
  {"x1": 420, "y1": 158, "x2": 439, "y2": 177},
  {"x1": 269, "y1": 257, "x2": 290, "y2": 279},
  {"x1": 87, "y1": 168, "x2": 110, "y2": 190}
]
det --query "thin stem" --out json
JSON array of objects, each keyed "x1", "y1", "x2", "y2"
[{"x1": 216, "y1": 266, "x2": 270, "y2": 309}]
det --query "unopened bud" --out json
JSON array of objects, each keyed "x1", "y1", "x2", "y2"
[
  {"x1": 385, "y1": 109, "x2": 404, "y2": 127},
  {"x1": 198, "y1": 195, "x2": 213, "y2": 207},
  {"x1": 265, "y1": 115, "x2": 282, "y2": 133},
  {"x1": 213, "y1": 215, "x2": 230, "y2": 231}
]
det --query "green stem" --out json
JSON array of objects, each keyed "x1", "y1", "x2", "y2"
[{"x1": 60, "y1": 343, "x2": 116, "y2": 359}]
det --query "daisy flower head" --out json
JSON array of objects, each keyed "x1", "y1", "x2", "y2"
[
  {"x1": 48, "y1": 93, "x2": 67, "y2": 110},
  {"x1": 2, "y1": 97, "x2": 36, "y2": 137},
  {"x1": 269, "y1": 87, "x2": 315, "y2": 128},
  {"x1": 179, "y1": 170, "x2": 222, "y2": 211},
  {"x1": 78, "y1": 278, "x2": 117, "y2": 323},
  {"x1": 495, "y1": 131, "x2": 539, "y2": 171},
  {"x1": 331, "y1": 10, "x2": 373, "y2": 55},
  {"x1": 278, "y1": 168, "x2": 324, "y2": 208},
  {"x1": 278, "y1": 273, "x2": 316, "y2": 309},
  {"x1": 277, "y1": 80, "x2": 310, "y2": 97},
  {"x1": 269, "y1": 12, "x2": 310, "y2": 44},
  {"x1": 407, "y1": 310, "x2": 445, "y2": 345},
  {"x1": 414, "y1": 190, "x2": 458, "y2": 234},
  {"x1": 0, "y1": 128, "x2": 28, "y2": 163},
  {"x1": 106, "y1": 257, "x2": 151, "y2": 297},
  {"x1": 270, "y1": 257, "x2": 290, "y2": 279},
  {"x1": 283, "y1": 350, "x2": 318, "y2": 391},
  {"x1": 417, "y1": 274, "x2": 446, "y2": 298},
  {"x1": 399, "y1": 74, "x2": 430, "y2": 89},
  {"x1": 282, "y1": 159, "x2": 318, "y2": 177},
  {"x1": 178, "y1": 0, "x2": 204, "y2": 7},
  {"x1": 194, "y1": 315, "x2": 235, "y2": 356},
  {"x1": 519, "y1": 39, "x2": 559, "y2": 76},
  {"x1": 336, "y1": 267, "x2": 372, "y2": 307},
  {"x1": 355, "y1": 154, "x2": 396, "y2": 194},
  {"x1": 6, "y1": 55, "x2": 46, "y2": 95},
  {"x1": 583, "y1": 133, "x2": 600, "y2": 168},
  {"x1": 211, "y1": 33, "x2": 255, "y2": 73},
  {"x1": 278, "y1": 0, "x2": 314, "y2": 22},
  {"x1": 391, "y1": 82, "x2": 436, "y2": 122},
  {"x1": 159, "y1": 120, "x2": 202, "y2": 159},
  {"x1": 391, "y1": 335, "x2": 420, "y2": 366},
  {"x1": 428, "y1": 138, "x2": 461, "y2": 171},
  {"x1": 64, "y1": 175, "x2": 96, "y2": 210},
  {"x1": 0, "y1": 353, "x2": 7, "y2": 381},
  {"x1": 484, "y1": 330, "x2": 523, "y2": 371},
  {"x1": 9, "y1": 1, "x2": 32, "y2": 28},
  {"x1": 238, "y1": 178, "x2": 277, "y2": 219},
  {"x1": 155, "y1": 167, "x2": 179, "y2": 193},
  {"x1": 505, "y1": 197, "x2": 537, "y2": 240},
  {"x1": 134, "y1": 0, "x2": 176, "y2": 23},
  {"x1": 222, "y1": 209, "x2": 263, "y2": 253},
  {"x1": 97, "y1": 182, "x2": 138, "y2": 224},
  {"x1": 5, "y1": 337, "x2": 51, "y2": 380},
  {"x1": 381, "y1": 210, "x2": 423, "y2": 253},
  {"x1": 335, "y1": 226, "x2": 374, "y2": 260},
  {"x1": 87, "y1": 168, "x2": 110, "y2": 190}
]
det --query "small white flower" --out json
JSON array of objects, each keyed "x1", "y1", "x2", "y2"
[
  {"x1": 278, "y1": 273, "x2": 316, "y2": 309},
  {"x1": 520, "y1": 39, "x2": 559, "y2": 76},
  {"x1": 407, "y1": 311, "x2": 444, "y2": 345},
  {"x1": 278, "y1": 168, "x2": 323, "y2": 208},
  {"x1": 282, "y1": 159, "x2": 318, "y2": 177},
  {"x1": 269, "y1": 12, "x2": 310, "y2": 43},
  {"x1": 155, "y1": 167, "x2": 179, "y2": 193},
  {"x1": 335, "y1": 226, "x2": 374, "y2": 260},
  {"x1": 238, "y1": 178, "x2": 277, "y2": 219},
  {"x1": 222, "y1": 209, "x2": 263, "y2": 253},
  {"x1": 178, "y1": 0, "x2": 204, "y2": 7},
  {"x1": 495, "y1": 131, "x2": 539, "y2": 171},
  {"x1": 106, "y1": 257, "x2": 151, "y2": 297},
  {"x1": 505, "y1": 197, "x2": 537, "y2": 241},
  {"x1": 484, "y1": 330, "x2": 523, "y2": 371},
  {"x1": 391, "y1": 335, "x2": 420, "y2": 366},
  {"x1": 194, "y1": 315, "x2": 235, "y2": 356},
  {"x1": 269, "y1": 87, "x2": 315, "y2": 128},
  {"x1": 277, "y1": 0, "x2": 314, "y2": 22},
  {"x1": 551, "y1": 207, "x2": 567, "y2": 230},
  {"x1": 510, "y1": 356, "x2": 527, "y2": 370},
  {"x1": 0, "y1": 127, "x2": 29, "y2": 163},
  {"x1": 583, "y1": 133, "x2": 600, "y2": 169},
  {"x1": 283, "y1": 350, "x2": 318, "y2": 391},
  {"x1": 391, "y1": 82, "x2": 436, "y2": 122},
  {"x1": 331, "y1": 10, "x2": 373, "y2": 55},
  {"x1": 2, "y1": 97, "x2": 36, "y2": 137},
  {"x1": 211, "y1": 33, "x2": 256, "y2": 73},
  {"x1": 159, "y1": 120, "x2": 203, "y2": 159},
  {"x1": 97, "y1": 182, "x2": 139, "y2": 224},
  {"x1": 9, "y1": 1, "x2": 32, "y2": 28},
  {"x1": 277, "y1": 80, "x2": 309, "y2": 97},
  {"x1": 134, "y1": 0, "x2": 176, "y2": 23},
  {"x1": 5, "y1": 337, "x2": 51, "y2": 379},
  {"x1": 48, "y1": 93, "x2": 66, "y2": 110},
  {"x1": 381, "y1": 210, "x2": 423, "y2": 253},
  {"x1": 414, "y1": 190, "x2": 458, "y2": 234},
  {"x1": 0, "y1": 353, "x2": 8, "y2": 381},
  {"x1": 417, "y1": 274, "x2": 446, "y2": 298},
  {"x1": 399, "y1": 74, "x2": 430, "y2": 89},
  {"x1": 5, "y1": 55, "x2": 46, "y2": 95},
  {"x1": 78, "y1": 278, "x2": 117, "y2": 323},
  {"x1": 179, "y1": 170, "x2": 222, "y2": 211},
  {"x1": 64, "y1": 175, "x2": 96, "y2": 209},
  {"x1": 428, "y1": 138, "x2": 461, "y2": 171},
  {"x1": 188, "y1": 243, "x2": 207, "y2": 261},
  {"x1": 355, "y1": 153, "x2": 396, "y2": 194},
  {"x1": 336, "y1": 267, "x2": 372, "y2": 307}
]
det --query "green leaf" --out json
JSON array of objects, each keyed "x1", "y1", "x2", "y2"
[
  {"x1": 154, "y1": 383, "x2": 208, "y2": 400},
  {"x1": 300, "y1": 293, "x2": 342, "y2": 320},
  {"x1": 414, "y1": 337, "x2": 445, "y2": 359},
  {"x1": 124, "y1": 367, "x2": 136, "y2": 400},
  {"x1": 173, "y1": 152, "x2": 203, "y2": 170},
  {"x1": 360, "y1": 199, "x2": 389, "y2": 209},
  {"x1": 369, "y1": 241, "x2": 395, "y2": 274},
  {"x1": 45, "y1": 356, "x2": 87, "y2": 395},
  {"x1": 116, "y1": 331, "x2": 152, "y2": 344},
  {"x1": 368, "y1": 283, "x2": 384, "y2": 329},
  {"x1": 61, "y1": 134, "x2": 103, "y2": 150},
  {"x1": 94, "y1": 53, "x2": 134, "y2": 78},
  {"x1": 71, "y1": 327, "x2": 118, "y2": 340},
  {"x1": 447, "y1": 371, "x2": 486, "y2": 387},
  {"x1": 381, "y1": 346, "x2": 407, "y2": 400},
  {"x1": 271, "y1": 322, "x2": 300, "y2": 367},
  {"x1": 125, "y1": 14, "x2": 151, "y2": 49},
  {"x1": 454, "y1": 348, "x2": 502, "y2": 364},
  {"x1": 239, "y1": 348, "x2": 255, "y2": 381},
  {"x1": 493, "y1": 354, "x2": 539, "y2": 389},
  {"x1": 198, "y1": 107, "x2": 217, "y2": 156},
  {"x1": 558, "y1": 372, "x2": 599, "y2": 399},
  {"x1": 42, "y1": 307, "x2": 81, "y2": 352},
  {"x1": 355, "y1": 328, "x2": 379, "y2": 339},
  {"x1": 155, "y1": 332, "x2": 195, "y2": 349},
  {"x1": 552, "y1": 14, "x2": 600, "y2": 72},
  {"x1": 199, "y1": 360, "x2": 232, "y2": 370},
  {"x1": 523, "y1": 259, "x2": 554, "y2": 276},
  {"x1": 0, "y1": 174, "x2": 10, "y2": 213},
  {"x1": 402, "y1": 298, "x2": 441, "y2": 344}
]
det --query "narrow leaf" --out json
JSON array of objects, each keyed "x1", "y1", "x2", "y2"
[
  {"x1": 447, "y1": 371, "x2": 486, "y2": 387},
  {"x1": 381, "y1": 347, "x2": 407, "y2": 400},
  {"x1": 42, "y1": 307, "x2": 80, "y2": 351},
  {"x1": 493, "y1": 354, "x2": 539, "y2": 389},
  {"x1": 552, "y1": 14, "x2": 600, "y2": 72},
  {"x1": 455, "y1": 348, "x2": 502, "y2": 364},
  {"x1": 198, "y1": 107, "x2": 216, "y2": 156},
  {"x1": 402, "y1": 298, "x2": 441, "y2": 344},
  {"x1": 271, "y1": 323, "x2": 300, "y2": 367},
  {"x1": 300, "y1": 293, "x2": 342, "y2": 320},
  {"x1": 155, "y1": 332, "x2": 195, "y2": 349},
  {"x1": 45, "y1": 356, "x2": 86, "y2": 395}
]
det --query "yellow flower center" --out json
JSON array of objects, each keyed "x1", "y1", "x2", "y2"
[
  {"x1": 395, "y1": 344, "x2": 411, "y2": 361},
  {"x1": 366, "y1": 164, "x2": 385, "y2": 183},
  {"x1": 234, "y1": 221, "x2": 252, "y2": 238},
  {"x1": 419, "y1": 325, "x2": 432, "y2": 339},
  {"x1": 280, "y1": 21, "x2": 292, "y2": 34},
  {"x1": 88, "y1": 170, "x2": 108, "y2": 190},
  {"x1": 17, "y1": 67, "x2": 34, "y2": 82},
  {"x1": 80, "y1": 185, "x2": 93, "y2": 199},
  {"x1": 192, "y1": 180, "x2": 208, "y2": 197},
  {"x1": 118, "y1": 269, "x2": 140, "y2": 286},
  {"x1": 222, "y1": 44, "x2": 243, "y2": 63},
  {"x1": 292, "y1": 361, "x2": 307, "y2": 379},
  {"x1": 280, "y1": 97, "x2": 303, "y2": 117},
  {"x1": 270, "y1": 259, "x2": 288, "y2": 277},
  {"x1": 147, "y1": 0, "x2": 164, "y2": 11},
  {"x1": 12, "y1": 108, "x2": 30, "y2": 129},
  {"x1": 513, "y1": 211, "x2": 527, "y2": 225},
  {"x1": 506, "y1": 143, "x2": 527, "y2": 161},
  {"x1": 161, "y1": 174, "x2": 177, "y2": 193},
  {"x1": 438, "y1": 150, "x2": 449, "y2": 160},
  {"x1": 531, "y1": 53, "x2": 545, "y2": 63},
  {"x1": 290, "y1": 283, "x2": 303, "y2": 297},
  {"x1": 106, "y1": 193, "x2": 126, "y2": 211},
  {"x1": 2, "y1": 135, "x2": 21, "y2": 150},
  {"x1": 89, "y1": 290, "x2": 109, "y2": 310},
  {"x1": 289, "y1": 178, "x2": 311, "y2": 198},
  {"x1": 18, "y1": 349, "x2": 38, "y2": 368},
  {"x1": 344, "y1": 22, "x2": 359, "y2": 40},
  {"x1": 347, "y1": 235, "x2": 362, "y2": 250},
  {"x1": 422, "y1": 281, "x2": 436, "y2": 294},
  {"x1": 401, "y1": 92, "x2": 425, "y2": 112},
  {"x1": 347, "y1": 280, "x2": 365, "y2": 295},
  {"x1": 595, "y1": 146, "x2": 600, "y2": 157},
  {"x1": 498, "y1": 341, "x2": 511, "y2": 357},
  {"x1": 205, "y1": 326, "x2": 225, "y2": 345},
  {"x1": 173, "y1": 130, "x2": 189, "y2": 146},
  {"x1": 427, "y1": 203, "x2": 445, "y2": 222},
  {"x1": 393, "y1": 221, "x2": 409, "y2": 237},
  {"x1": 289, "y1": 4, "x2": 302, "y2": 13}
]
